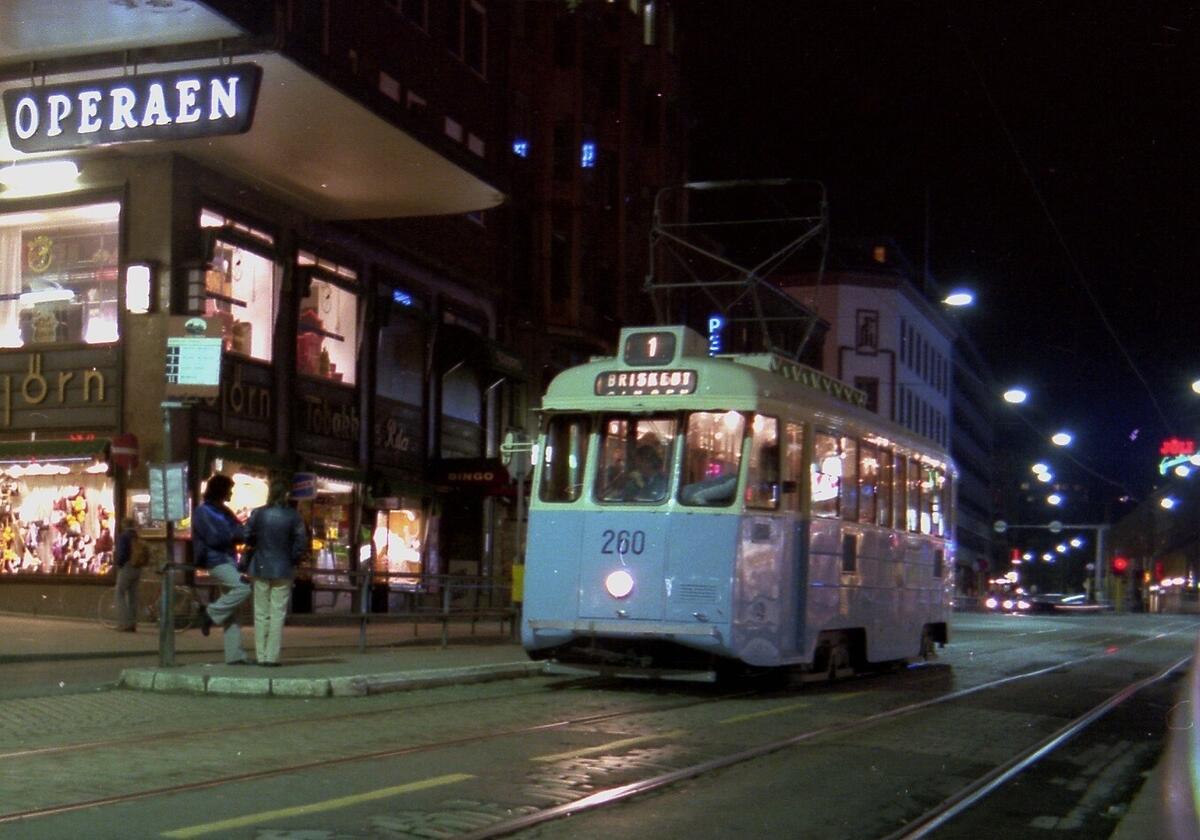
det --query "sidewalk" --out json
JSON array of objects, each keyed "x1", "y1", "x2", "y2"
[{"x1": 0, "y1": 612, "x2": 544, "y2": 697}]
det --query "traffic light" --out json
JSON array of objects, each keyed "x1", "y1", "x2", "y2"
[{"x1": 1111, "y1": 555, "x2": 1130, "y2": 575}]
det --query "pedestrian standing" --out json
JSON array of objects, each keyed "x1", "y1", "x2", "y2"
[
  {"x1": 244, "y1": 479, "x2": 308, "y2": 667},
  {"x1": 113, "y1": 517, "x2": 144, "y2": 631},
  {"x1": 191, "y1": 474, "x2": 251, "y2": 664}
]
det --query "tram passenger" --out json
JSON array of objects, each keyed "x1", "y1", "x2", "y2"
[{"x1": 679, "y1": 459, "x2": 738, "y2": 506}]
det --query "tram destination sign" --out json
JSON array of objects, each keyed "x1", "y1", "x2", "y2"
[
  {"x1": 3, "y1": 63, "x2": 262, "y2": 153},
  {"x1": 595, "y1": 369, "x2": 697, "y2": 396}
]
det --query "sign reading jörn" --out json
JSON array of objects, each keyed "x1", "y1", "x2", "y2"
[{"x1": 3, "y1": 64, "x2": 262, "y2": 153}]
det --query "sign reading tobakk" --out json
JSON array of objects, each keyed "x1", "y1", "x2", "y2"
[{"x1": 3, "y1": 64, "x2": 262, "y2": 153}]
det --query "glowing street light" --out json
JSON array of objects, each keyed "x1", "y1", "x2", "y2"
[
  {"x1": 1036, "y1": 472, "x2": 1053, "y2": 483},
  {"x1": 1051, "y1": 431, "x2": 1073, "y2": 446},
  {"x1": 1047, "y1": 493, "x2": 1063, "y2": 506},
  {"x1": 1161, "y1": 497, "x2": 1177, "y2": 510},
  {"x1": 1070, "y1": 537, "x2": 1083, "y2": 548},
  {"x1": 1175, "y1": 464, "x2": 1192, "y2": 478},
  {"x1": 1192, "y1": 378, "x2": 1200, "y2": 395},
  {"x1": 1032, "y1": 463, "x2": 1049, "y2": 475},
  {"x1": 1003, "y1": 387, "x2": 1028, "y2": 404},
  {"x1": 1056, "y1": 543, "x2": 1068, "y2": 553},
  {"x1": 943, "y1": 290, "x2": 975, "y2": 307}
]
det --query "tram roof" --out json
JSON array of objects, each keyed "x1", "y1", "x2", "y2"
[{"x1": 541, "y1": 327, "x2": 951, "y2": 467}]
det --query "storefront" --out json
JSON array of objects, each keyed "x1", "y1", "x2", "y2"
[{"x1": 0, "y1": 439, "x2": 116, "y2": 575}]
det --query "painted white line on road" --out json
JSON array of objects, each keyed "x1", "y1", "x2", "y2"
[{"x1": 161, "y1": 772, "x2": 473, "y2": 838}]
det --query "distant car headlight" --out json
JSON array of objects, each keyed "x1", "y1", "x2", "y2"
[
  {"x1": 985, "y1": 596, "x2": 999, "y2": 610},
  {"x1": 1016, "y1": 599, "x2": 1031, "y2": 610},
  {"x1": 605, "y1": 569, "x2": 635, "y2": 599},
  {"x1": 1002, "y1": 599, "x2": 1014, "y2": 610}
]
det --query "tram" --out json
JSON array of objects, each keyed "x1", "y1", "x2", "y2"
[{"x1": 521, "y1": 325, "x2": 954, "y2": 680}]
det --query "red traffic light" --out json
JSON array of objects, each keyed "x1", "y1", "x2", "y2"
[{"x1": 1112, "y1": 556, "x2": 1130, "y2": 574}]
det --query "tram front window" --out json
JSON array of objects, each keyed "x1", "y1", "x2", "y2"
[
  {"x1": 539, "y1": 414, "x2": 591, "y2": 503},
  {"x1": 595, "y1": 415, "x2": 677, "y2": 503},
  {"x1": 679, "y1": 411, "x2": 745, "y2": 507}
]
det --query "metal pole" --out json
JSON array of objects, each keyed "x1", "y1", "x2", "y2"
[
  {"x1": 158, "y1": 403, "x2": 177, "y2": 668},
  {"x1": 514, "y1": 470, "x2": 525, "y2": 641},
  {"x1": 1094, "y1": 525, "x2": 1108, "y2": 605}
]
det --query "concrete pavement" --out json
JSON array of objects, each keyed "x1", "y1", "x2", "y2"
[{"x1": 0, "y1": 611, "x2": 544, "y2": 697}]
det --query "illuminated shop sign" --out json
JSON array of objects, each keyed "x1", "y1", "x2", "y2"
[
  {"x1": 1159, "y1": 437, "x2": 1195, "y2": 457},
  {"x1": 3, "y1": 64, "x2": 262, "y2": 153},
  {"x1": 594, "y1": 369, "x2": 697, "y2": 396}
]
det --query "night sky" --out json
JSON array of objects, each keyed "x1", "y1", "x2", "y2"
[{"x1": 682, "y1": 1, "x2": 1199, "y2": 503}]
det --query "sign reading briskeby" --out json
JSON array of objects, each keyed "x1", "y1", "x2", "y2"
[{"x1": 3, "y1": 63, "x2": 262, "y2": 153}]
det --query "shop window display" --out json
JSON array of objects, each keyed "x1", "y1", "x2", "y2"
[
  {"x1": 0, "y1": 461, "x2": 115, "y2": 575},
  {"x1": 203, "y1": 240, "x2": 279, "y2": 361},
  {"x1": 296, "y1": 258, "x2": 359, "y2": 385},
  {"x1": 372, "y1": 505, "x2": 425, "y2": 590},
  {"x1": 0, "y1": 202, "x2": 121, "y2": 348},
  {"x1": 297, "y1": 477, "x2": 356, "y2": 591}
]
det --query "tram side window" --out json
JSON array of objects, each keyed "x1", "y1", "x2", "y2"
[
  {"x1": 538, "y1": 415, "x2": 590, "y2": 503},
  {"x1": 679, "y1": 411, "x2": 744, "y2": 507},
  {"x1": 906, "y1": 457, "x2": 921, "y2": 532},
  {"x1": 941, "y1": 472, "x2": 953, "y2": 536},
  {"x1": 811, "y1": 432, "x2": 841, "y2": 518},
  {"x1": 746, "y1": 415, "x2": 781, "y2": 510},
  {"x1": 784, "y1": 422, "x2": 805, "y2": 511},
  {"x1": 840, "y1": 437, "x2": 859, "y2": 522},
  {"x1": 893, "y1": 454, "x2": 907, "y2": 529},
  {"x1": 857, "y1": 442, "x2": 881, "y2": 525},
  {"x1": 922, "y1": 466, "x2": 946, "y2": 536},
  {"x1": 595, "y1": 415, "x2": 677, "y2": 503},
  {"x1": 877, "y1": 446, "x2": 894, "y2": 528}
]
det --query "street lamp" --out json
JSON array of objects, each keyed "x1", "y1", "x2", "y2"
[
  {"x1": 1047, "y1": 493, "x2": 1063, "y2": 506},
  {"x1": 943, "y1": 290, "x2": 975, "y2": 307},
  {"x1": 1003, "y1": 387, "x2": 1028, "y2": 404},
  {"x1": 1161, "y1": 497, "x2": 1177, "y2": 510},
  {"x1": 1051, "y1": 431, "x2": 1073, "y2": 446}
]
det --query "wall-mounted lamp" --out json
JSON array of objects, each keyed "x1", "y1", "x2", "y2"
[
  {"x1": 0, "y1": 159, "x2": 80, "y2": 196},
  {"x1": 124, "y1": 261, "x2": 157, "y2": 314}
]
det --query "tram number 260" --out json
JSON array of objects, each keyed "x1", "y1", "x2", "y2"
[{"x1": 600, "y1": 529, "x2": 646, "y2": 555}]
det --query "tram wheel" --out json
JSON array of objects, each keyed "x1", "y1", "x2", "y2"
[{"x1": 828, "y1": 643, "x2": 853, "y2": 681}]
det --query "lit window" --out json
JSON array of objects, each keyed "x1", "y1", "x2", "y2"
[
  {"x1": 203, "y1": 240, "x2": 279, "y2": 362},
  {"x1": 0, "y1": 201, "x2": 122, "y2": 347},
  {"x1": 297, "y1": 254, "x2": 360, "y2": 385},
  {"x1": 581, "y1": 141, "x2": 596, "y2": 168}
]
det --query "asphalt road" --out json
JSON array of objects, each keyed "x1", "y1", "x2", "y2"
[{"x1": 0, "y1": 612, "x2": 1194, "y2": 839}]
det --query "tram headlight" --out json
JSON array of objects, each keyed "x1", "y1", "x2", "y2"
[{"x1": 605, "y1": 569, "x2": 635, "y2": 599}]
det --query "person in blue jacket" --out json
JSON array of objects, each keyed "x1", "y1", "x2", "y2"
[
  {"x1": 191, "y1": 474, "x2": 251, "y2": 664},
  {"x1": 244, "y1": 478, "x2": 308, "y2": 667}
]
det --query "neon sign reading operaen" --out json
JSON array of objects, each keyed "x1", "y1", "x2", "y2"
[{"x1": 3, "y1": 64, "x2": 262, "y2": 153}]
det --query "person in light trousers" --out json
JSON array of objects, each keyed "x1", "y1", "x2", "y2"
[
  {"x1": 192, "y1": 474, "x2": 252, "y2": 664},
  {"x1": 245, "y1": 479, "x2": 308, "y2": 667}
]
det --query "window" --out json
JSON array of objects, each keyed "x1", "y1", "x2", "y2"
[
  {"x1": 893, "y1": 454, "x2": 907, "y2": 529},
  {"x1": 811, "y1": 432, "x2": 841, "y2": 519},
  {"x1": 0, "y1": 201, "x2": 121, "y2": 347},
  {"x1": 906, "y1": 457, "x2": 921, "y2": 532},
  {"x1": 746, "y1": 414, "x2": 780, "y2": 510},
  {"x1": 399, "y1": 0, "x2": 426, "y2": 28},
  {"x1": 596, "y1": 415, "x2": 676, "y2": 504},
  {"x1": 854, "y1": 376, "x2": 879, "y2": 413},
  {"x1": 877, "y1": 446, "x2": 894, "y2": 528},
  {"x1": 840, "y1": 437, "x2": 858, "y2": 522},
  {"x1": 296, "y1": 252, "x2": 359, "y2": 385},
  {"x1": 464, "y1": 1, "x2": 486, "y2": 76},
  {"x1": 922, "y1": 465, "x2": 947, "y2": 536},
  {"x1": 539, "y1": 414, "x2": 590, "y2": 503},
  {"x1": 784, "y1": 422, "x2": 805, "y2": 511},
  {"x1": 855, "y1": 310, "x2": 879, "y2": 351},
  {"x1": 375, "y1": 298, "x2": 425, "y2": 404},
  {"x1": 857, "y1": 442, "x2": 880, "y2": 525},
  {"x1": 203, "y1": 241, "x2": 278, "y2": 362},
  {"x1": 679, "y1": 410, "x2": 743, "y2": 507}
]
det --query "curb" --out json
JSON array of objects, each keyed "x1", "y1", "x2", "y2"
[{"x1": 117, "y1": 661, "x2": 546, "y2": 698}]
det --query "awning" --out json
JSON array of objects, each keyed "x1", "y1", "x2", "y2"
[
  {"x1": 0, "y1": 50, "x2": 505, "y2": 220},
  {"x1": 435, "y1": 324, "x2": 527, "y2": 382},
  {"x1": 0, "y1": 437, "x2": 108, "y2": 462},
  {"x1": 297, "y1": 457, "x2": 367, "y2": 486}
]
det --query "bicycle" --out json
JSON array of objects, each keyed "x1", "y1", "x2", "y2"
[{"x1": 96, "y1": 582, "x2": 206, "y2": 633}]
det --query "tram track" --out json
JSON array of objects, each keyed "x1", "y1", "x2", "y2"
[{"x1": 1, "y1": 619, "x2": 1193, "y2": 834}]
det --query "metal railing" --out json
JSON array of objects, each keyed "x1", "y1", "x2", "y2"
[{"x1": 154, "y1": 562, "x2": 516, "y2": 665}]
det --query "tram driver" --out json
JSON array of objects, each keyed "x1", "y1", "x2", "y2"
[{"x1": 622, "y1": 444, "x2": 668, "y2": 502}]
